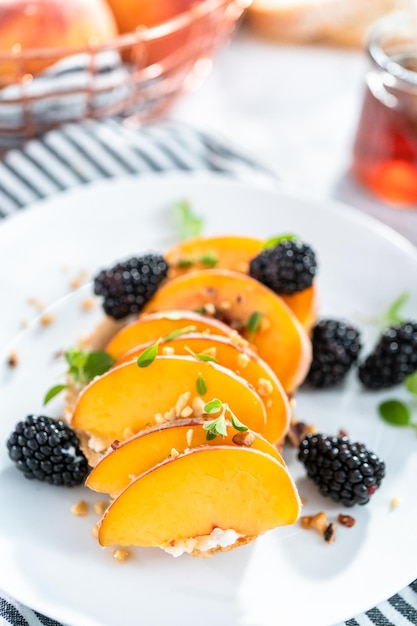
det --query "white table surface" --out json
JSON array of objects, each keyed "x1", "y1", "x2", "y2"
[{"x1": 172, "y1": 25, "x2": 417, "y2": 245}]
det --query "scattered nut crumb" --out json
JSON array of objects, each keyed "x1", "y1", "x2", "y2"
[
  {"x1": 111, "y1": 440, "x2": 120, "y2": 450},
  {"x1": 338, "y1": 514, "x2": 356, "y2": 528},
  {"x1": 27, "y1": 296, "x2": 45, "y2": 311},
  {"x1": 338, "y1": 428, "x2": 349, "y2": 438},
  {"x1": 390, "y1": 497, "x2": 400, "y2": 509},
  {"x1": 192, "y1": 396, "x2": 205, "y2": 417},
  {"x1": 232, "y1": 431, "x2": 255, "y2": 447},
  {"x1": 170, "y1": 447, "x2": 180, "y2": 458},
  {"x1": 93, "y1": 501, "x2": 107, "y2": 516},
  {"x1": 300, "y1": 511, "x2": 336, "y2": 543},
  {"x1": 186, "y1": 428, "x2": 193, "y2": 447},
  {"x1": 229, "y1": 331, "x2": 248, "y2": 349},
  {"x1": 81, "y1": 297, "x2": 96, "y2": 312},
  {"x1": 162, "y1": 346, "x2": 175, "y2": 355},
  {"x1": 112, "y1": 548, "x2": 130, "y2": 562},
  {"x1": 40, "y1": 313, "x2": 54, "y2": 327},
  {"x1": 70, "y1": 269, "x2": 89, "y2": 290},
  {"x1": 92, "y1": 523, "x2": 99, "y2": 538},
  {"x1": 237, "y1": 352, "x2": 250, "y2": 369},
  {"x1": 7, "y1": 351, "x2": 18, "y2": 368},
  {"x1": 257, "y1": 378, "x2": 273, "y2": 397},
  {"x1": 300, "y1": 497, "x2": 307, "y2": 505},
  {"x1": 71, "y1": 500, "x2": 89, "y2": 516},
  {"x1": 202, "y1": 346, "x2": 217, "y2": 358},
  {"x1": 203, "y1": 302, "x2": 216, "y2": 316},
  {"x1": 180, "y1": 405, "x2": 193, "y2": 418}
]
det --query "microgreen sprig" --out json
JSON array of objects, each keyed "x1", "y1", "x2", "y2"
[
  {"x1": 174, "y1": 200, "x2": 204, "y2": 241},
  {"x1": 136, "y1": 338, "x2": 162, "y2": 368},
  {"x1": 202, "y1": 398, "x2": 248, "y2": 440},
  {"x1": 43, "y1": 348, "x2": 115, "y2": 405},
  {"x1": 246, "y1": 311, "x2": 263, "y2": 340},
  {"x1": 378, "y1": 371, "x2": 417, "y2": 432}
]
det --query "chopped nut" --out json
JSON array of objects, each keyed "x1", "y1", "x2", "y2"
[
  {"x1": 170, "y1": 447, "x2": 180, "y2": 458},
  {"x1": 300, "y1": 511, "x2": 335, "y2": 543},
  {"x1": 71, "y1": 500, "x2": 89, "y2": 516},
  {"x1": 390, "y1": 497, "x2": 400, "y2": 509},
  {"x1": 122, "y1": 427, "x2": 134, "y2": 440},
  {"x1": 154, "y1": 413, "x2": 165, "y2": 424},
  {"x1": 111, "y1": 440, "x2": 120, "y2": 450},
  {"x1": 337, "y1": 514, "x2": 356, "y2": 528},
  {"x1": 92, "y1": 523, "x2": 99, "y2": 538},
  {"x1": 192, "y1": 396, "x2": 205, "y2": 417},
  {"x1": 186, "y1": 428, "x2": 194, "y2": 447},
  {"x1": 232, "y1": 431, "x2": 255, "y2": 447},
  {"x1": 7, "y1": 351, "x2": 18, "y2": 367},
  {"x1": 27, "y1": 296, "x2": 45, "y2": 311},
  {"x1": 229, "y1": 331, "x2": 248, "y2": 349},
  {"x1": 237, "y1": 353, "x2": 250, "y2": 369},
  {"x1": 218, "y1": 300, "x2": 231, "y2": 311},
  {"x1": 93, "y1": 501, "x2": 108, "y2": 516},
  {"x1": 40, "y1": 313, "x2": 54, "y2": 327},
  {"x1": 81, "y1": 297, "x2": 96, "y2": 312},
  {"x1": 175, "y1": 391, "x2": 191, "y2": 418},
  {"x1": 180, "y1": 405, "x2": 193, "y2": 418},
  {"x1": 70, "y1": 269, "x2": 89, "y2": 290},
  {"x1": 112, "y1": 548, "x2": 130, "y2": 562},
  {"x1": 300, "y1": 497, "x2": 307, "y2": 506},
  {"x1": 202, "y1": 346, "x2": 217, "y2": 358},
  {"x1": 338, "y1": 428, "x2": 349, "y2": 438},
  {"x1": 162, "y1": 346, "x2": 175, "y2": 355},
  {"x1": 257, "y1": 378, "x2": 273, "y2": 397},
  {"x1": 203, "y1": 303, "x2": 216, "y2": 316},
  {"x1": 259, "y1": 316, "x2": 271, "y2": 332}
]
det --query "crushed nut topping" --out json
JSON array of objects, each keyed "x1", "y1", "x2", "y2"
[
  {"x1": 81, "y1": 297, "x2": 96, "y2": 312},
  {"x1": 40, "y1": 313, "x2": 55, "y2": 327},
  {"x1": 71, "y1": 500, "x2": 89, "y2": 516},
  {"x1": 92, "y1": 523, "x2": 99, "y2": 538},
  {"x1": 300, "y1": 511, "x2": 336, "y2": 543},
  {"x1": 259, "y1": 316, "x2": 271, "y2": 332},
  {"x1": 192, "y1": 396, "x2": 205, "y2": 417},
  {"x1": 70, "y1": 269, "x2": 89, "y2": 290},
  {"x1": 170, "y1": 447, "x2": 180, "y2": 458},
  {"x1": 162, "y1": 346, "x2": 175, "y2": 355},
  {"x1": 232, "y1": 431, "x2": 255, "y2": 447},
  {"x1": 237, "y1": 352, "x2": 250, "y2": 369},
  {"x1": 112, "y1": 548, "x2": 130, "y2": 562},
  {"x1": 257, "y1": 378, "x2": 273, "y2": 397},
  {"x1": 186, "y1": 428, "x2": 194, "y2": 447},
  {"x1": 93, "y1": 501, "x2": 108, "y2": 516},
  {"x1": 7, "y1": 351, "x2": 18, "y2": 367},
  {"x1": 390, "y1": 497, "x2": 400, "y2": 509},
  {"x1": 27, "y1": 296, "x2": 45, "y2": 311},
  {"x1": 337, "y1": 514, "x2": 356, "y2": 528},
  {"x1": 229, "y1": 331, "x2": 249, "y2": 349}
]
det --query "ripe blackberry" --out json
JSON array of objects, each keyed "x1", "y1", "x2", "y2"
[
  {"x1": 306, "y1": 319, "x2": 362, "y2": 388},
  {"x1": 94, "y1": 254, "x2": 169, "y2": 320},
  {"x1": 358, "y1": 321, "x2": 417, "y2": 389},
  {"x1": 298, "y1": 433, "x2": 385, "y2": 507},
  {"x1": 6, "y1": 415, "x2": 89, "y2": 487},
  {"x1": 249, "y1": 239, "x2": 317, "y2": 295}
]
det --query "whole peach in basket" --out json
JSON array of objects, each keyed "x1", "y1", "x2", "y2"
[
  {"x1": 0, "y1": 0, "x2": 118, "y2": 81},
  {"x1": 106, "y1": 0, "x2": 201, "y2": 33}
]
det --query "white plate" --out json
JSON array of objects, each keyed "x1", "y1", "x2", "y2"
[{"x1": 0, "y1": 172, "x2": 416, "y2": 626}]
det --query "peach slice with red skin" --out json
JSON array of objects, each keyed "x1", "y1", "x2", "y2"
[
  {"x1": 105, "y1": 310, "x2": 233, "y2": 360},
  {"x1": 71, "y1": 355, "x2": 267, "y2": 446},
  {"x1": 142, "y1": 269, "x2": 312, "y2": 393},
  {"x1": 86, "y1": 418, "x2": 286, "y2": 496},
  {"x1": 116, "y1": 333, "x2": 290, "y2": 444},
  {"x1": 98, "y1": 446, "x2": 302, "y2": 548},
  {"x1": 164, "y1": 234, "x2": 318, "y2": 329}
]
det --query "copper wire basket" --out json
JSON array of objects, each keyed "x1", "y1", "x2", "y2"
[{"x1": 0, "y1": 0, "x2": 251, "y2": 149}]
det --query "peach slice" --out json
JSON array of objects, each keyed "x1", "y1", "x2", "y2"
[
  {"x1": 71, "y1": 355, "x2": 267, "y2": 445},
  {"x1": 105, "y1": 310, "x2": 233, "y2": 360},
  {"x1": 165, "y1": 234, "x2": 318, "y2": 329},
  {"x1": 86, "y1": 418, "x2": 285, "y2": 496},
  {"x1": 116, "y1": 333, "x2": 290, "y2": 444},
  {"x1": 98, "y1": 446, "x2": 302, "y2": 549},
  {"x1": 142, "y1": 269, "x2": 312, "y2": 393}
]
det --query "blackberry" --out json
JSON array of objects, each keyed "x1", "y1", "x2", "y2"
[
  {"x1": 306, "y1": 318, "x2": 362, "y2": 388},
  {"x1": 358, "y1": 321, "x2": 417, "y2": 389},
  {"x1": 298, "y1": 433, "x2": 385, "y2": 507},
  {"x1": 94, "y1": 254, "x2": 169, "y2": 320},
  {"x1": 249, "y1": 239, "x2": 317, "y2": 295},
  {"x1": 6, "y1": 415, "x2": 89, "y2": 487}
]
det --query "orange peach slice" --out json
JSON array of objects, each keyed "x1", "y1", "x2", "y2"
[
  {"x1": 98, "y1": 446, "x2": 302, "y2": 549},
  {"x1": 105, "y1": 310, "x2": 233, "y2": 360},
  {"x1": 86, "y1": 418, "x2": 285, "y2": 496},
  {"x1": 165, "y1": 234, "x2": 318, "y2": 329},
  {"x1": 142, "y1": 269, "x2": 312, "y2": 393},
  {"x1": 71, "y1": 355, "x2": 267, "y2": 445},
  {"x1": 116, "y1": 333, "x2": 290, "y2": 444}
]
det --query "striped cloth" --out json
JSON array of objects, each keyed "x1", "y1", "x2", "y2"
[{"x1": 0, "y1": 118, "x2": 416, "y2": 626}]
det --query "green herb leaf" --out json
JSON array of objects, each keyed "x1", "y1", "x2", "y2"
[
  {"x1": 164, "y1": 325, "x2": 198, "y2": 341},
  {"x1": 43, "y1": 384, "x2": 67, "y2": 406},
  {"x1": 203, "y1": 414, "x2": 228, "y2": 439},
  {"x1": 405, "y1": 372, "x2": 417, "y2": 396},
  {"x1": 137, "y1": 339, "x2": 161, "y2": 368},
  {"x1": 246, "y1": 311, "x2": 263, "y2": 340},
  {"x1": 203, "y1": 398, "x2": 223, "y2": 414},
  {"x1": 175, "y1": 200, "x2": 204, "y2": 241},
  {"x1": 378, "y1": 399, "x2": 411, "y2": 427},
  {"x1": 229, "y1": 412, "x2": 248, "y2": 432},
  {"x1": 199, "y1": 252, "x2": 218, "y2": 268},
  {"x1": 196, "y1": 374, "x2": 207, "y2": 395},
  {"x1": 371, "y1": 292, "x2": 410, "y2": 329},
  {"x1": 264, "y1": 234, "x2": 297, "y2": 249},
  {"x1": 177, "y1": 258, "x2": 194, "y2": 269},
  {"x1": 64, "y1": 348, "x2": 114, "y2": 384}
]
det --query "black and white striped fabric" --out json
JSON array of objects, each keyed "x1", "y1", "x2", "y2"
[{"x1": 0, "y1": 118, "x2": 416, "y2": 626}]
